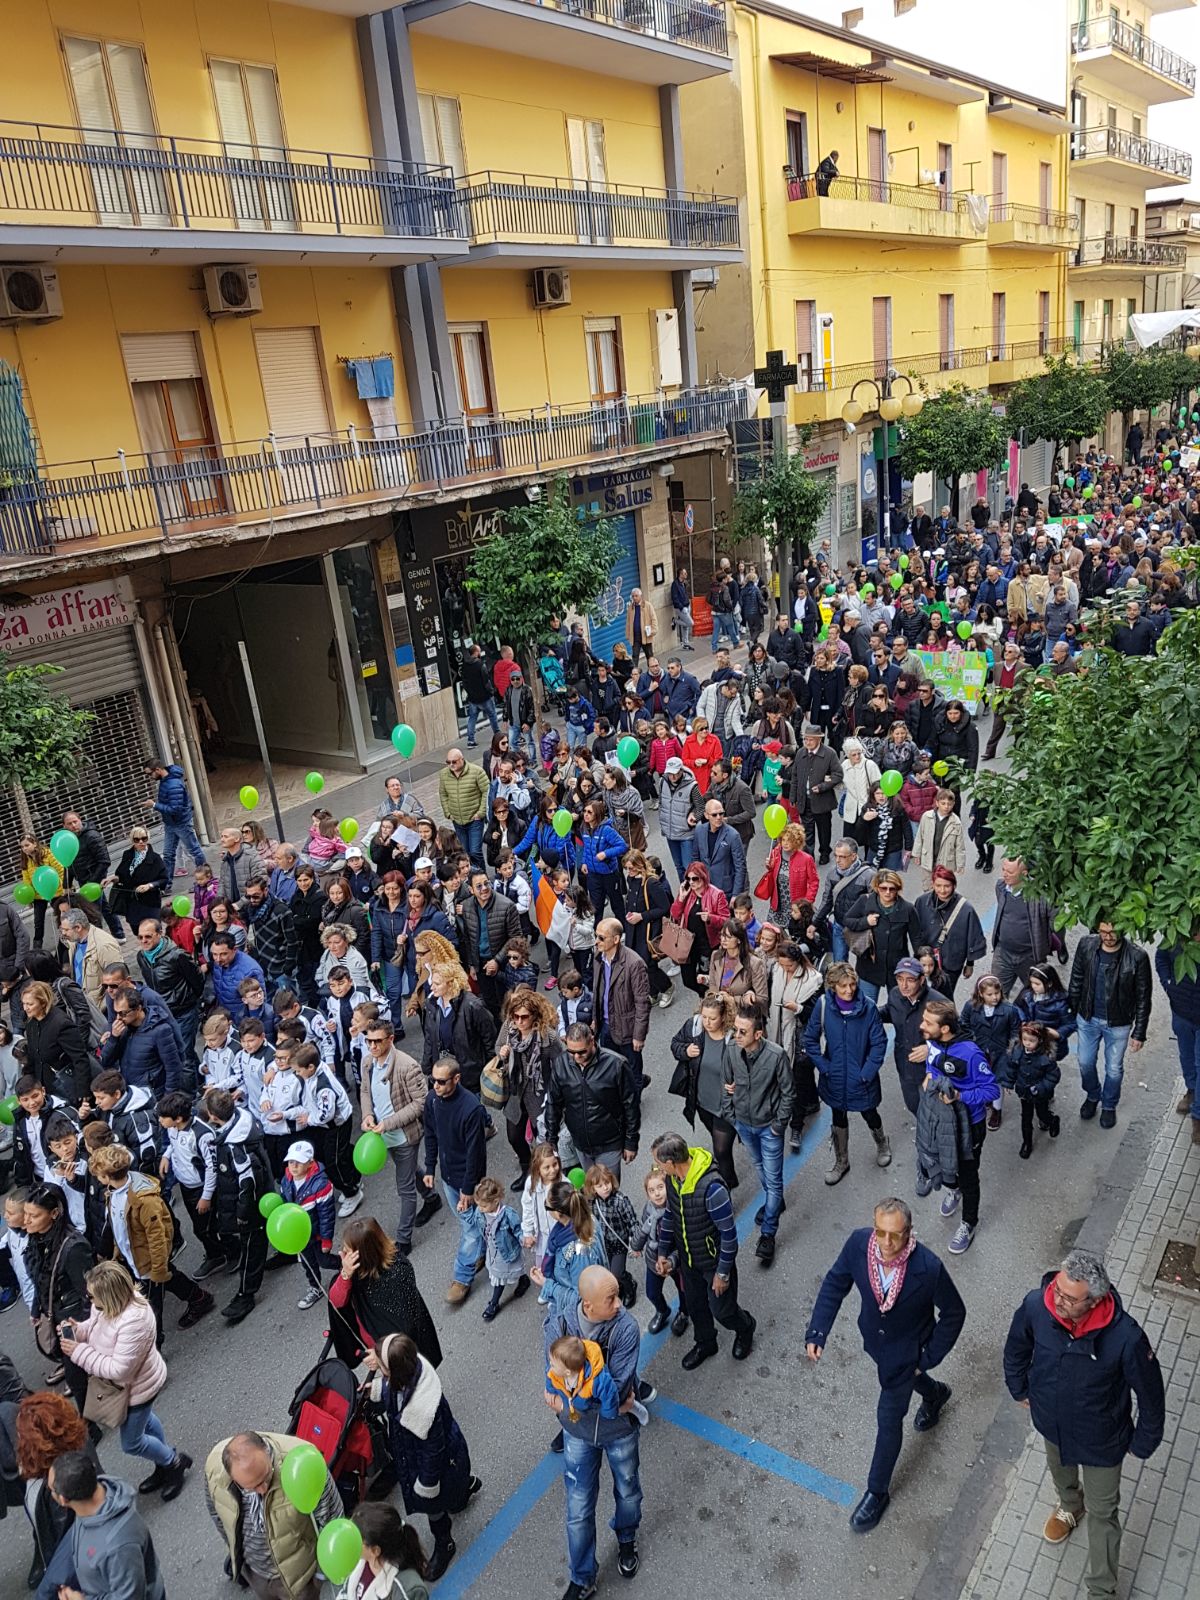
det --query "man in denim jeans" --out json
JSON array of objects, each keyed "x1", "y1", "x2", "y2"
[
  {"x1": 143, "y1": 758, "x2": 206, "y2": 879},
  {"x1": 1067, "y1": 923, "x2": 1152, "y2": 1131},
  {"x1": 722, "y1": 1001, "x2": 791, "y2": 1268},
  {"x1": 549, "y1": 1264, "x2": 644, "y2": 1600},
  {"x1": 421, "y1": 1057, "x2": 488, "y2": 1305}
]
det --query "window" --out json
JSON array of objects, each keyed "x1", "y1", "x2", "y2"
[
  {"x1": 63, "y1": 34, "x2": 170, "y2": 226},
  {"x1": 938, "y1": 294, "x2": 955, "y2": 368},
  {"x1": 210, "y1": 59, "x2": 295, "y2": 231},
  {"x1": 448, "y1": 324, "x2": 497, "y2": 468},
  {"x1": 1039, "y1": 162, "x2": 1053, "y2": 223},
  {"x1": 1130, "y1": 207, "x2": 1139, "y2": 240},
  {"x1": 938, "y1": 143, "x2": 953, "y2": 211},
  {"x1": 991, "y1": 152, "x2": 1008, "y2": 218},
  {"x1": 1072, "y1": 301, "x2": 1084, "y2": 349},
  {"x1": 872, "y1": 297, "x2": 892, "y2": 377},
  {"x1": 567, "y1": 118, "x2": 609, "y2": 245},
  {"x1": 868, "y1": 128, "x2": 887, "y2": 199},
  {"x1": 794, "y1": 300, "x2": 816, "y2": 388},
  {"x1": 1104, "y1": 202, "x2": 1115, "y2": 238},
  {"x1": 122, "y1": 333, "x2": 223, "y2": 518},
  {"x1": 1132, "y1": 113, "x2": 1143, "y2": 138},
  {"x1": 992, "y1": 293, "x2": 1006, "y2": 356},
  {"x1": 1039, "y1": 291, "x2": 1051, "y2": 353},
  {"x1": 585, "y1": 318, "x2": 623, "y2": 405},
  {"x1": 785, "y1": 111, "x2": 809, "y2": 180},
  {"x1": 419, "y1": 94, "x2": 466, "y2": 179},
  {"x1": 1107, "y1": 104, "x2": 1118, "y2": 129},
  {"x1": 1101, "y1": 299, "x2": 1114, "y2": 343},
  {"x1": 1125, "y1": 297, "x2": 1137, "y2": 334}
]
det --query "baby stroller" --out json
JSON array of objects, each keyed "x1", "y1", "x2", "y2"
[
  {"x1": 538, "y1": 650, "x2": 569, "y2": 718},
  {"x1": 287, "y1": 1349, "x2": 387, "y2": 1512}
]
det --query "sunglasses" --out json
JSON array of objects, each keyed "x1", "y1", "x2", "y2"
[{"x1": 432, "y1": 1075, "x2": 457, "y2": 1086}]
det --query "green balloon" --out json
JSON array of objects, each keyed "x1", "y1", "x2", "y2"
[
  {"x1": 317, "y1": 1518, "x2": 363, "y2": 1586},
  {"x1": 552, "y1": 808, "x2": 573, "y2": 838},
  {"x1": 353, "y1": 1131, "x2": 388, "y2": 1175},
  {"x1": 616, "y1": 736, "x2": 640, "y2": 768},
  {"x1": 49, "y1": 829, "x2": 79, "y2": 868},
  {"x1": 1081, "y1": 484, "x2": 1093, "y2": 499},
  {"x1": 957, "y1": 621, "x2": 973, "y2": 640},
  {"x1": 171, "y1": 894, "x2": 192, "y2": 918},
  {"x1": 258, "y1": 1191, "x2": 283, "y2": 1219},
  {"x1": 899, "y1": 554, "x2": 909, "y2": 570},
  {"x1": 239, "y1": 785, "x2": 259, "y2": 811},
  {"x1": 266, "y1": 1201, "x2": 312, "y2": 1256},
  {"x1": 281, "y1": 1441, "x2": 328, "y2": 1516},
  {"x1": 0, "y1": 1095, "x2": 18, "y2": 1126},
  {"x1": 305, "y1": 771, "x2": 325, "y2": 795},
  {"x1": 568, "y1": 1167, "x2": 586, "y2": 1190},
  {"x1": 932, "y1": 760, "x2": 950, "y2": 777},
  {"x1": 391, "y1": 723, "x2": 417, "y2": 760},
  {"x1": 80, "y1": 881, "x2": 104, "y2": 902},
  {"x1": 1131, "y1": 496, "x2": 1142, "y2": 510},
  {"x1": 31, "y1": 865, "x2": 59, "y2": 900},
  {"x1": 889, "y1": 574, "x2": 904, "y2": 590},
  {"x1": 338, "y1": 817, "x2": 359, "y2": 844},
  {"x1": 824, "y1": 583, "x2": 836, "y2": 596},
  {"x1": 879, "y1": 769, "x2": 904, "y2": 798},
  {"x1": 1064, "y1": 475, "x2": 1075, "y2": 489},
  {"x1": 763, "y1": 803, "x2": 788, "y2": 839},
  {"x1": 12, "y1": 883, "x2": 35, "y2": 906}
]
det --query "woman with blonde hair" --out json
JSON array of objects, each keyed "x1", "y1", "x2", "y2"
[
  {"x1": 758, "y1": 821, "x2": 818, "y2": 926},
  {"x1": 21, "y1": 979, "x2": 91, "y2": 1104},
  {"x1": 405, "y1": 928, "x2": 460, "y2": 1019},
  {"x1": 496, "y1": 985, "x2": 564, "y2": 1187},
  {"x1": 420, "y1": 960, "x2": 496, "y2": 1096},
  {"x1": 18, "y1": 835, "x2": 62, "y2": 949},
  {"x1": 59, "y1": 1259, "x2": 190, "y2": 1499},
  {"x1": 317, "y1": 921, "x2": 371, "y2": 993}
]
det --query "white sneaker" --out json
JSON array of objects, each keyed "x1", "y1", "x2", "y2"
[
  {"x1": 657, "y1": 987, "x2": 675, "y2": 1009},
  {"x1": 337, "y1": 1192, "x2": 364, "y2": 1218},
  {"x1": 297, "y1": 1286, "x2": 323, "y2": 1310},
  {"x1": 661, "y1": 959, "x2": 681, "y2": 978},
  {"x1": 939, "y1": 1189, "x2": 961, "y2": 1218}
]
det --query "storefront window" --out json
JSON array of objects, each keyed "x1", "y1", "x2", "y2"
[{"x1": 331, "y1": 545, "x2": 393, "y2": 746}]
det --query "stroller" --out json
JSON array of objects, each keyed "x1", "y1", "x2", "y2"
[
  {"x1": 538, "y1": 649, "x2": 568, "y2": 718},
  {"x1": 287, "y1": 1349, "x2": 389, "y2": 1512}
]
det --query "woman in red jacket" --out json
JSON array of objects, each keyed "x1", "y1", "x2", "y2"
[
  {"x1": 681, "y1": 716, "x2": 723, "y2": 796},
  {"x1": 756, "y1": 822, "x2": 819, "y2": 924},
  {"x1": 668, "y1": 861, "x2": 729, "y2": 996}
]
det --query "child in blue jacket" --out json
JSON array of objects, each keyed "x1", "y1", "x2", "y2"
[
  {"x1": 474, "y1": 1175, "x2": 529, "y2": 1322},
  {"x1": 281, "y1": 1137, "x2": 336, "y2": 1310},
  {"x1": 1014, "y1": 963, "x2": 1076, "y2": 1062}
]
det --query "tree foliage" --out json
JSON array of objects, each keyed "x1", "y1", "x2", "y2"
[
  {"x1": 971, "y1": 606, "x2": 1200, "y2": 971},
  {"x1": 730, "y1": 451, "x2": 831, "y2": 561},
  {"x1": 1008, "y1": 355, "x2": 1111, "y2": 458},
  {"x1": 1101, "y1": 346, "x2": 1173, "y2": 420},
  {"x1": 0, "y1": 658, "x2": 94, "y2": 794},
  {"x1": 465, "y1": 475, "x2": 619, "y2": 658},
  {"x1": 893, "y1": 385, "x2": 1008, "y2": 487}
]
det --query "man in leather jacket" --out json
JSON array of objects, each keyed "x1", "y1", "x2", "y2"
[{"x1": 1067, "y1": 923, "x2": 1151, "y2": 1129}]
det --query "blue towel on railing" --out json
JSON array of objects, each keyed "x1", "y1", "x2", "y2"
[{"x1": 344, "y1": 356, "x2": 395, "y2": 400}]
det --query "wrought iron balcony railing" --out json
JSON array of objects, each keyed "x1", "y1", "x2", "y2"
[{"x1": 460, "y1": 170, "x2": 739, "y2": 249}]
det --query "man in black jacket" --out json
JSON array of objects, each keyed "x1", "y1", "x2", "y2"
[
  {"x1": 1067, "y1": 924, "x2": 1152, "y2": 1129},
  {"x1": 237, "y1": 877, "x2": 300, "y2": 996},
  {"x1": 136, "y1": 917, "x2": 204, "y2": 1067},
  {"x1": 1003, "y1": 1249, "x2": 1163, "y2": 1598},
  {"x1": 0, "y1": 897, "x2": 31, "y2": 1015},
  {"x1": 545, "y1": 1022, "x2": 639, "y2": 1175},
  {"x1": 456, "y1": 870, "x2": 521, "y2": 1019},
  {"x1": 885, "y1": 959, "x2": 949, "y2": 1114},
  {"x1": 461, "y1": 641, "x2": 501, "y2": 749},
  {"x1": 62, "y1": 810, "x2": 124, "y2": 938}
]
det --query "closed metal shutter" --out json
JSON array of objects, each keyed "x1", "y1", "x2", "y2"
[
  {"x1": 9, "y1": 625, "x2": 141, "y2": 704},
  {"x1": 120, "y1": 332, "x2": 202, "y2": 382},
  {"x1": 254, "y1": 327, "x2": 332, "y2": 440},
  {"x1": 1021, "y1": 438, "x2": 1053, "y2": 490}
]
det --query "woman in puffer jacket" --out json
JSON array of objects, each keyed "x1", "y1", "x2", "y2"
[{"x1": 59, "y1": 1260, "x2": 190, "y2": 1501}]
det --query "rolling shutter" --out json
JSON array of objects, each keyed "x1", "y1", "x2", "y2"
[
  {"x1": 9, "y1": 625, "x2": 140, "y2": 703},
  {"x1": 254, "y1": 328, "x2": 332, "y2": 440},
  {"x1": 120, "y1": 332, "x2": 202, "y2": 383}
]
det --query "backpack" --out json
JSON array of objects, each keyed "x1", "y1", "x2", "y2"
[{"x1": 54, "y1": 977, "x2": 106, "y2": 1053}]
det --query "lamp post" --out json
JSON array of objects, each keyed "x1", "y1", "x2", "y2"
[{"x1": 841, "y1": 372, "x2": 923, "y2": 552}]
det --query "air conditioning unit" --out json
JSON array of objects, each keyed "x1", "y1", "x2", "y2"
[
  {"x1": 532, "y1": 267, "x2": 571, "y2": 310},
  {"x1": 203, "y1": 264, "x2": 263, "y2": 317},
  {"x1": 0, "y1": 265, "x2": 62, "y2": 325}
]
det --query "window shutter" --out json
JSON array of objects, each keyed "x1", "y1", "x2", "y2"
[
  {"x1": 211, "y1": 59, "x2": 253, "y2": 147},
  {"x1": 254, "y1": 328, "x2": 331, "y2": 440},
  {"x1": 121, "y1": 332, "x2": 202, "y2": 382}
]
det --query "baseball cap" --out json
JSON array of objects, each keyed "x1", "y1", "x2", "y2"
[
  {"x1": 346, "y1": 845, "x2": 364, "y2": 859},
  {"x1": 414, "y1": 856, "x2": 434, "y2": 871},
  {"x1": 664, "y1": 756, "x2": 684, "y2": 775},
  {"x1": 285, "y1": 1140, "x2": 315, "y2": 1165},
  {"x1": 894, "y1": 957, "x2": 923, "y2": 978}
]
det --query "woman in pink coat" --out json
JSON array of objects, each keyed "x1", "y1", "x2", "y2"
[{"x1": 60, "y1": 1260, "x2": 191, "y2": 1501}]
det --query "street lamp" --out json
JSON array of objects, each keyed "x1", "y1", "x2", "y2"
[{"x1": 842, "y1": 372, "x2": 923, "y2": 548}]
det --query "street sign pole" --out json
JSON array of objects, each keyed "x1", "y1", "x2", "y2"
[{"x1": 753, "y1": 349, "x2": 799, "y2": 624}]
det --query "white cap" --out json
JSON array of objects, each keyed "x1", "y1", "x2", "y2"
[
  {"x1": 285, "y1": 1140, "x2": 315, "y2": 1165},
  {"x1": 414, "y1": 856, "x2": 434, "y2": 871},
  {"x1": 346, "y1": 845, "x2": 364, "y2": 859},
  {"x1": 664, "y1": 756, "x2": 683, "y2": 775}
]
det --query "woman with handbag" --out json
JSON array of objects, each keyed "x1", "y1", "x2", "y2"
[
  {"x1": 24, "y1": 1183, "x2": 94, "y2": 1416},
  {"x1": 59, "y1": 1260, "x2": 190, "y2": 1501},
  {"x1": 494, "y1": 986, "x2": 564, "y2": 1189},
  {"x1": 623, "y1": 851, "x2": 674, "y2": 1008},
  {"x1": 667, "y1": 862, "x2": 728, "y2": 997},
  {"x1": 838, "y1": 740, "x2": 881, "y2": 846},
  {"x1": 601, "y1": 767, "x2": 647, "y2": 852},
  {"x1": 755, "y1": 822, "x2": 818, "y2": 927},
  {"x1": 667, "y1": 993, "x2": 738, "y2": 1189},
  {"x1": 105, "y1": 825, "x2": 168, "y2": 927},
  {"x1": 705, "y1": 920, "x2": 766, "y2": 1006},
  {"x1": 330, "y1": 1215, "x2": 443, "y2": 1371}
]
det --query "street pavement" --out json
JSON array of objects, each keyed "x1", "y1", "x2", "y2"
[{"x1": 0, "y1": 703, "x2": 1189, "y2": 1600}]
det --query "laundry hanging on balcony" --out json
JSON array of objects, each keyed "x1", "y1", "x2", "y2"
[
  {"x1": 964, "y1": 194, "x2": 989, "y2": 234},
  {"x1": 343, "y1": 356, "x2": 395, "y2": 400}
]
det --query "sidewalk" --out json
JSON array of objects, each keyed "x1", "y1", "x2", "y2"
[{"x1": 964, "y1": 1096, "x2": 1200, "y2": 1600}]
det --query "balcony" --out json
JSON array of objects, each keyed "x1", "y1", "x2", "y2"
[
  {"x1": 988, "y1": 202, "x2": 1079, "y2": 251},
  {"x1": 402, "y1": 0, "x2": 731, "y2": 85},
  {"x1": 785, "y1": 174, "x2": 982, "y2": 246},
  {"x1": 0, "y1": 385, "x2": 748, "y2": 565},
  {"x1": 987, "y1": 336, "x2": 1078, "y2": 385},
  {"x1": 1071, "y1": 16, "x2": 1196, "y2": 103},
  {"x1": 1073, "y1": 234, "x2": 1189, "y2": 274},
  {"x1": 1145, "y1": 0, "x2": 1196, "y2": 13},
  {"x1": 458, "y1": 171, "x2": 740, "y2": 268},
  {"x1": 788, "y1": 348, "x2": 991, "y2": 424},
  {"x1": 0, "y1": 121, "x2": 469, "y2": 266},
  {"x1": 1071, "y1": 126, "x2": 1192, "y2": 187}
]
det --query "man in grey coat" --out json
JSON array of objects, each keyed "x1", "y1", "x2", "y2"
[
  {"x1": 721, "y1": 1001, "x2": 792, "y2": 1266},
  {"x1": 991, "y1": 858, "x2": 1055, "y2": 996},
  {"x1": 790, "y1": 724, "x2": 843, "y2": 864}
]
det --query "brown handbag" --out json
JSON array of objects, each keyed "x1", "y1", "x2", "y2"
[
  {"x1": 83, "y1": 1373, "x2": 131, "y2": 1430},
  {"x1": 658, "y1": 920, "x2": 695, "y2": 963},
  {"x1": 33, "y1": 1235, "x2": 67, "y2": 1360}
]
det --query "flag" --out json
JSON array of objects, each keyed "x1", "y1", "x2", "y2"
[{"x1": 529, "y1": 860, "x2": 558, "y2": 940}]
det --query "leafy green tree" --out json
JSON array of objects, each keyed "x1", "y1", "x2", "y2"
[
  {"x1": 971, "y1": 606, "x2": 1200, "y2": 972},
  {"x1": 1101, "y1": 347, "x2": 1171, "y2": 438},
  {"x1": 0, "y1": 658, "x2": 95, "y2": 834},
  {"x1": 893, "y1": 386, "x2": 1008, "y2": 518},
  {"x1": 1007, "y1": 355, "x2": 1111, "y2": 464},
  {"x1": 465, "y1": 475, "x2": 619, "y2": 704},
  {"x1": 1157, "y1": 350, "x2": 1200, "y2": 422},
  {"x1": 730, "y1": 450, "x2": 831, "y2": 565}
]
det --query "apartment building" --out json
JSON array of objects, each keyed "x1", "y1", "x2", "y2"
[
  {"x1": 0, "y1": 0, "x2": 742, "y2": 843},
  {"x1": 683, "y1": 0, "x2": 1074, "y2": 559},
  {"x1": 1143, "y1": 195, "x2": 1200, "y2": 311},
  {"x1": 1069, "y1": 0, "x2": 1195, "y2": 353}
]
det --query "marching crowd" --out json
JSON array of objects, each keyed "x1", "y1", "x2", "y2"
[{"x1": 2, "y1": 429, "x2": 1200, "y2": 1600}]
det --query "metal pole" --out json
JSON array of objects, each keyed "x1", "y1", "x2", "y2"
[
  {"x1": 771, "y1": 397, "x2": 791, "y2": 618},
  {"x1": 880, "y1": 382, "x2": 891, "y2": 557},
  {"x1": 234, "y1": 598, "x2": 286, "y2": 843}
]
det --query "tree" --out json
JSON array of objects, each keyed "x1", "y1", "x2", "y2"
[
  {"x1": 893, "y1": 385, "x2": 1008, "y2": 518},
  {"x1": 730, "y1": 450, "x2": 831, "y2": 568},
  {"x1": 1101, "y1": 347, "x2": 1171, "y2": 440},
  {"x1": 1007, "y1": 354, "x2": 1110, "y2": 464},
  {"x1": 970, "y1": 605, "x2": 1200, "y2": 971},
  {"x1": 465, "y1": 475, "x2": 619, "y2": 704},
  {"x1": 0, "y1": 658, "x2": 95, "y2": 833},
  {"x1": 1157, "y1": 350, "x2": 1200, "y2": 422}
]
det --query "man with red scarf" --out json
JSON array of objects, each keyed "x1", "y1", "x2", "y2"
[{"x1": 804, "y1": 1197, "x2": 965, "y2": 1532}]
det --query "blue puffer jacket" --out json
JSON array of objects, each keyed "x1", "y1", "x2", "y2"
[
  {"x1": 154, "y1": 765, "x2": 193, "y2": 825},
  {"x1": 515, "y1": 818, "x2": 577, "y2": 873},
  {"x1": 804, "y1": 990, "x2": 887, "y2": 1112},
  {"x1": 1013, "y1": 987, "x2": 1076, "y2": 1061},
  {"x1": 580, "y1": 821, "x2": 627, "y2": 880}
]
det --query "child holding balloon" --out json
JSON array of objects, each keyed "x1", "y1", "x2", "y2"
[
  {"x1": 291, "y1": 1042, "x2": 362, "y2": 1218},
  {"x1": 280, "y1": 1137, "x2": 337, "y2": 1309}
]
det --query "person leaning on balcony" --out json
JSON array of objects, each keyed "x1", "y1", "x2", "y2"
[{"x1": 814, "y1": 150, "x2": 839, "y2": 196}]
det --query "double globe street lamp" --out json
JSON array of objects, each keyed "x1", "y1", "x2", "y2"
[{"x1": 842, "y1": 372, "x2": 923, "y2": 547}]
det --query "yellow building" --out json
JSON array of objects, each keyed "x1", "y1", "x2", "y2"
[
  {"x1": 0, "y1": 0, "x2": 742, "y2": 844},
  {"x1": 1144, "y1": 194, "x2": 1200, "y2": 311},
  {"x1": 1068, "y1": 0, "x2": 1195, "y2": 353},
  {"x1": 683, "y1": 1, "x2": 1076, "y2": 556}
]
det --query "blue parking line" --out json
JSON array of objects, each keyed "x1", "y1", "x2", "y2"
[
  {"x1": 431, "y1": 1452, "x2": 563, "y2": 1600},
  {"x1": 655, "y1": 1397, "x2": 858, "y2": 1507}
]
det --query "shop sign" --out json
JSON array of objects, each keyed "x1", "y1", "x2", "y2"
[
  {"x1": 571, "y1": 466, "x2": 653, "y2": 515},
  {"x1": 0, "y1": 579, "x2": 134, "y2": 652},
  {"x1": 402, "y1": 559, "x2": 452, "y2": 696},
  {"x1": 802, "y1": 442, "x2": 841, "y2": 473}
]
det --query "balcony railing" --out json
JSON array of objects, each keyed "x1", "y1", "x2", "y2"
[
  {"x1": 786, "y1": 172, "x2": 965, "y2": 213},
  {"x1": 989, "y1": 337, "x2": 1080, "y2": 362},
  {"x1": 1071, "y1": 125, "x2": 1193, "y2": 180},
  {"x1": 791, "y1": 346, "x2": 988, "y2": 395},
  {"x1": 1071, "y1": 17, "x2": 1197, "y2": 92},
  {"x1": 987, "y1": 201, "x2": 1078, "y2": 232},
  {"x1": 1075, "y1": 234, "x2": 1189, "y2": 268},
  {"x1": 492, "y1": 0, "x2": 729, "y2": 54},
  {"x1": 0, "y1": 385, "x2": 748, "y2": 557},
  {"x1": 460, "y1": 171, "x2": 739, "y2": 249},
  {"x1": 0, "y1": 120, "x2": 467, "y2": 240}
]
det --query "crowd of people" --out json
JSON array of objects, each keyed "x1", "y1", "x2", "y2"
[{"x1": 0, "y1": 432, "x2": 1196, "y2": 1600}]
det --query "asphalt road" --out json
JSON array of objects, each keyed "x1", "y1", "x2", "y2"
[{"x1": 0, "y1": 778, "x2": 1181, "y2": 1600}]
